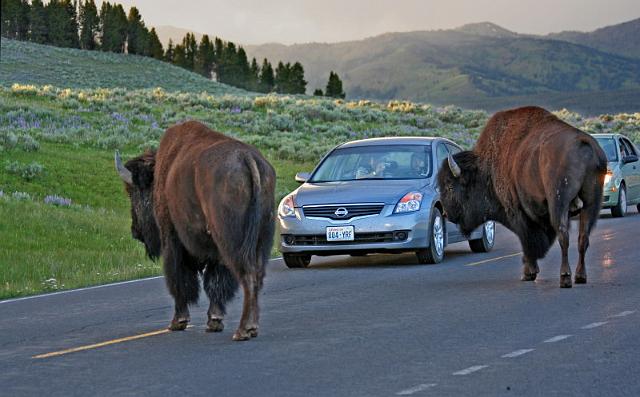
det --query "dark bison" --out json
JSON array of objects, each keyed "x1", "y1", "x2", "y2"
[
  {"x1": 438, "y1": 106, "x2": 607, "y2": 288},
  {"x1": 115, "y1": 121, "x2": 276, "y2": 340}
]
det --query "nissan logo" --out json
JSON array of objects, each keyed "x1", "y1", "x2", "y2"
[{"x1": 334, "y1": 207, "x2": 349, "y2": 217}]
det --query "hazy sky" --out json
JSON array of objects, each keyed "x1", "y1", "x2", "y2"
[{"x1": 102, "y1": 0, "x2": 640, "y2": 45}]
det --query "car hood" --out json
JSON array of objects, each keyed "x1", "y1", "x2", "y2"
[{"x1": 294, "y1": 179, "x2": 431, "y2": 206}]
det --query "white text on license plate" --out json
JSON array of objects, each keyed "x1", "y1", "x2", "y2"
[{"x1": 326, "y1": 226, "x2": 354, "y2": 242}]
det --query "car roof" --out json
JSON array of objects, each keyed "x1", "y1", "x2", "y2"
[
  {"x1": 337, "y1": 136, "x2": 457, "y2": 149},
  {"x1": 592, "y1": 133, "x2": 618, "y2": 138}
]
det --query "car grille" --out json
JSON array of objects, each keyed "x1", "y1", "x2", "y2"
[
  {"x1": 302, "y1": 204, "x2": 385, "y2": 220},
  {"x1": 284, "y1": 231, "x2": 409, "y2": 246}
]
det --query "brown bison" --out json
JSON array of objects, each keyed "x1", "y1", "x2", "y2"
[
  {"x1": 438, "y1": 106, "x2": 607, "y2": 288},
  {"x1": 115, "y1": 121, "x2": 276, "y2": 340}
]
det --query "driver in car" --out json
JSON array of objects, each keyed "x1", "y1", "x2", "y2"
[{"x1": 356, "y1": 154, "x2": 386, "y2": 179}]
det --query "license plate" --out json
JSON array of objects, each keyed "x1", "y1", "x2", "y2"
[{"x1": 326, "y1": 226, "x2": 354, "y2": 242}]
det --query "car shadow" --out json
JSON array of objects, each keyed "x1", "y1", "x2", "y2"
[{"x1": 307, "y1": 247, "x2": 477, "y2": 270}]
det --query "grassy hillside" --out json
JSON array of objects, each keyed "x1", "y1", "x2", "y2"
[
  {"x1": 0, "y1": 38, "x2": 246, "y2": 95},
  {"x1": 245, "y1": 22, "x2": 640, "y2": 115},
  {"x1": 1, "y1": 39, "x2": 639, "y2": 299},
  {"x1": 548, "y1": 18, "x2": 640, "y2": 60}
]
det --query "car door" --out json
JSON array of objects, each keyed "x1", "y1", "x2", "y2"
[{"x1": 620, "y1": 138, "x2": 640, "y2": 201}]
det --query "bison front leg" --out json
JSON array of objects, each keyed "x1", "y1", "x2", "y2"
[
  {"x1": 521, "y1": 256, "x2": 540, "y2": 281},
  {"x1": 233, "y1": 272, "x2": 261, "y2": 341}
]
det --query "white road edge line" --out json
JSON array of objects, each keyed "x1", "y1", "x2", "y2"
[
  {"x1": 453, "y1": 365, "x2": 488, "y2": 376},
  {"x1": 611, "y1": 310, "x2": 636, "y2": 318},
  {"x1": 581, "y1": 321, "x2": 608, "y2": 329},
  {"x1": 0, "y1": 257, "x2": 284, "y2": 305},
  {"x1": 501, "y1": 349, "x2": 534, "y2": 358},
  {"x1": 544, "y1": 335, "x2": 573, "y2": 343},
  {"x1": 396, "y1": 383, "x2": 438, "y2": 395}
]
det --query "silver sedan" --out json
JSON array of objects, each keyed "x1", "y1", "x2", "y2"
[{"x1": 277, "y1": 137, "x2": 495, "y2": 268}]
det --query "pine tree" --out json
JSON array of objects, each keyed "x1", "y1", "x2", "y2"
[
  {"x1": 236, "y1": 47, "x2": 251, "y2": 89},
  {"x1": 29, "y1": 0, "x2": 48, "y2": 44},
  {"x1": 195, "y1": 34, "x2": 215, "y2": 78},
  {"x1": 219, "y1": 41, "x2": 238, "y2": 85},
  {"x1": 178, "y1": 32, "x2": 197, "y2": 71},
  {"x1": 249, "y1": 58, "x2": 260, "y2": 91},
  {"x1": 173, "y1": 43, "x2": 187, "y2": 69},
  {"x1": 100, "y1": 2, "x2": 127, "y2": 52},
  {"x1": 126, "y1": 6, "x2": 148, "y2": 55},
  {"x1": 79, "y1": 0, "x2": 99, "y2": 50},
  {"x1": 46, "y1": 1, "x2": 68, "y2": 46},
  {"x1": 1, "y1": 0, "x2": 30, "y2": 40},
  {"x1": 213, "y1": 37, "x2": 225, "y2": 81},
  {"x1": 289, "y1": 61, "x2": 307, "y2": 94},
  {"x1": 313, "y1": 89, "x2": 323, "y2": 96},
  {"x1": 164, "y1": 39, "x2": 175, "y2": 63},
  {"x1": 148, "y1": 28, "x2": 164, "y2": 60},
  {"x1": 17, "y1": 0, "x2": 30, "y2": 40},
  {"x1": 259, "y1": 58, "x2": 275, "y2": 93},
  {"x1": 325, "y1": 71, "x2": 346, "y2": 98},
  {"x1": 275, "y1": 61, "x2": 290, "y2": 94}
]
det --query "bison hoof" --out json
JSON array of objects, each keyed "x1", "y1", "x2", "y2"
[
  {"x1": 206, "y1": 318, "x2": 224, "y2": 333},
  {"x1": 232, "y1": 330, "x2": 251, "y2": 341},
  {"x1": 168, "y1": 319, "x2": 189, "y2": 331},
  {"x1": 560, "y1": 274, "x2": 573, "y2": 288},
  {"x1": 574, "y1": 275, "x2": 587, "y2": 284},
  {"x1": 521, "y1": 273, "x2": 537, "y2": 281}
]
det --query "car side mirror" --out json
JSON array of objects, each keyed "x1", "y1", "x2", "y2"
[
  {"x1": 295, "y1": 172, "x2": 311, "y2": 183},
  {"x1": 622, "y1": 154, "x2": 639, "y2": 164}
]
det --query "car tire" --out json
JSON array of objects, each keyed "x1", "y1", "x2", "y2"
[
  {"x1": 637, "y1": 203, "x2": 640, "y2": 213},
  {"x1": 283, "y1": 254, "x2": 311, "y2": 268},
  {"x1": 611, "y1": 184, "x2": 627, "y2": 218},
  {"x1": 416, "y1": 207, "x2": 445, "y2": 264},
  {"x1": 469, "y1": 221, "x2": 496, "y2": 253}
]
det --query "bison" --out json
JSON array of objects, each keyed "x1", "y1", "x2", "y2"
[
  {"x1": 115, "y1": 121, "x2": 276, "y2": 340},
  {"x1": 438, "y1": 106, "x2": 607, "y2": 288}
]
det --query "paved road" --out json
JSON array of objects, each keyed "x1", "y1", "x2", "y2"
[{"x1": 2, "y1": 209, "x2": 639, "y2": 396}]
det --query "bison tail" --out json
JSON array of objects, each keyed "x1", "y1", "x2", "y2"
[{"x1": 239, "y1": 154, "x2": 263, "y2": 269}]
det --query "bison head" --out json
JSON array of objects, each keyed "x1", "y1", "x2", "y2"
[
  {"x1": 115, "y1": 151, "x2": 161, "y2": 260},
  {"x1": 437, "y1": 151, "x2": 493, "y2": 237}
]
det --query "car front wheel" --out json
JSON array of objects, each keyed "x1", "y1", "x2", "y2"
[
  {"x1": 283, "y1": 254, "x2": 311, "y2": 268},
  {"x1": 416, "y1": 208, "x2": 445, "y2": 264},
  {"x1": 469, "y1": 221, "x2": 496, "y2": 253},
  {"x1": 611, "y1": 184, "x2": 627, "y2": 218}
]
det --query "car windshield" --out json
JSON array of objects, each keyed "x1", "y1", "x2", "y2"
[
  {"x1": 595, "y1": 137, "x2": 618, "y2": 162},
  {"x1": 310, "y1": 144, "x2": 432, "y2": 182}
]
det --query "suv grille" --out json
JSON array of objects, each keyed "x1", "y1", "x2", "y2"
[{"x1": 302, "y1": 204, "x2": 385, "y2": 220}]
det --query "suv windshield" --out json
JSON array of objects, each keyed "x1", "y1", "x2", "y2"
[
  {"x1": 310, "y1": 144, "x2": 432, "y2": 182},
  {"x1": 595, "y1": 137, "x2": 618, "y2": 162}
]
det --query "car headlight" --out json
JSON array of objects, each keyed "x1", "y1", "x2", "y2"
[
  {"x1": 278, "y1": 194, "x2": 296, "y2": 218},
  {"x1": 604, "y1": 172, "x2": 613, "y2": 186},
  {"x1": 394, "y1": 192, "x2": 423, "y2": 213}
]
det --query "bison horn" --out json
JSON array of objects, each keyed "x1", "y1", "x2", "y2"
[
  {"x1": 448, "y1": 154, "x2": 461, "y2": 178},
  {"x1": 114, "y1": 150, "x2": 133, "y2": 185}
]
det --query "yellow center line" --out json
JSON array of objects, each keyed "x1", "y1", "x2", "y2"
[
  {"x1": 465, "y1": 252, "x2": 522, "y2": 267},
  {"x1": 32, "y1": 326, "x2": 192, "y2": 359}
]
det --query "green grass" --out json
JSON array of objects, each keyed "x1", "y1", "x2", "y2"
[
  {"x1": 0, "y1": 199, "x2": 156, "y2": 300},
  {"x1": 1, "y1": 38, "x2": 246, "y2": 95}
]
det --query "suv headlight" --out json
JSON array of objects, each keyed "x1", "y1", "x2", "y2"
[
  {"x1": 604, "y1": 171, "x2": 613, "y2": 186},
  {"x1": 394, "y1": 192, "x2": 423, "y2": 213},
  {"x1": 278, "y1": 194, "x2": 296, "y2": 218}
]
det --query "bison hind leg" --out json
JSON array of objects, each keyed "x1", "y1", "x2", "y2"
[
  {"x1": 203, "y1": 261, "x2": 238, "y2": 333},
  {"x1": 163, "y1": 235, "x2": 200, "y2": 330}
]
